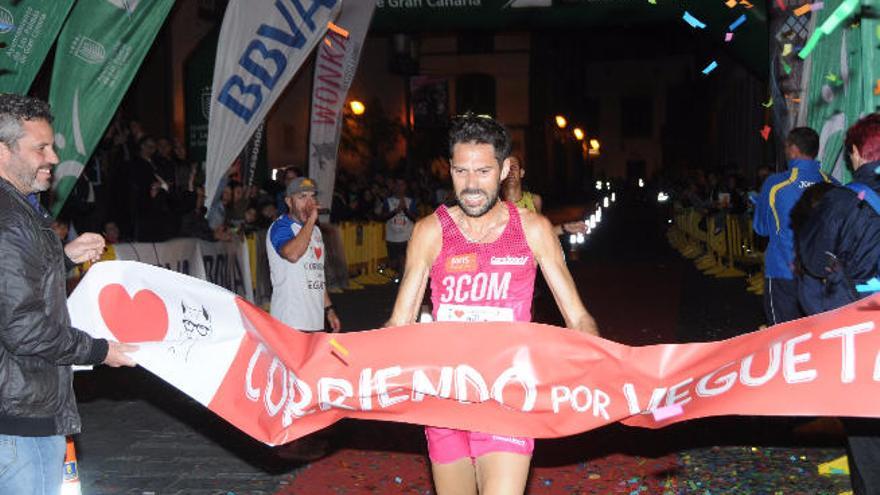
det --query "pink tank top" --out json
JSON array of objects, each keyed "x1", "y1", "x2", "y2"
[{"x1": 430, "y1": 201, "x2": 537, "y2": 323}]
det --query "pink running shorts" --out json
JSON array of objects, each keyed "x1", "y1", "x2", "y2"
[{"x1": 424, "y1": 426, "x2": 535, "y2": 464}]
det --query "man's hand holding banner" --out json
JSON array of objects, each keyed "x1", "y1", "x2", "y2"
[{"x1": 69, "y1": 261, "x2": 880, "y2": 446}]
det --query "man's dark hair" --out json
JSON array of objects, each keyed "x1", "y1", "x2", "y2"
[
  {"x1": 786, "y1": 127, "x2": 820, "y2": 159},
  {"x1": 0, "y1": 94, "x2": 54, "y2": 149},
  {"x1": 448, "y1": 112, "x2": 511, "y2": 166}
]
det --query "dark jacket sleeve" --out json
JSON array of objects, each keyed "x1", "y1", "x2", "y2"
[{"x1": 0, "y1": 219, "x2": 108, "y2": 366}]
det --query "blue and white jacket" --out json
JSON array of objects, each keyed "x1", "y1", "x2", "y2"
[{"x1": 753, "y1": 159, "x2": 835, "y2": 279}]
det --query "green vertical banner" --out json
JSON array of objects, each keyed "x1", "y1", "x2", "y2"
[
  {"x1": 0, "y1": 0, "x2": 74, "y2": 94},
  {"x1": 802, "y1": 0, "x2": 880, "y2": 183},
  {"x1": 48, "y1": 0, "x2": 174, "y2": 216},
  {"x1": 184, "y1": 29, "x2": 219, "y2": 164}
]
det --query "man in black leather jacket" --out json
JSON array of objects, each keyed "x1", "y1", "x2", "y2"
[{"x1": 0, "y1": 94, "x2": 137, "y2": 494}]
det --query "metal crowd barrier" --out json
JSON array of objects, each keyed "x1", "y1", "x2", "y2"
[{"x1": 667, "y1": 207, "x2": 765, "y2": 294}]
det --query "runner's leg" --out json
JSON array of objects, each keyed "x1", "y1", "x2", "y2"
[
  {"x1": 474, "y1": 452, "x2": 531, "y2": 495},
  {"x1": 432, "y1": 458, "x2": 478, "y2": 495}
]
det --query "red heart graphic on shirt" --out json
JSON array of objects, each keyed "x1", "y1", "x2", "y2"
[
  {"x1": 98, "y1": 284, "x2": 169, "y2": 342},
  {"x1": 454, "y1": 310, "x2": 465, "y2": 319},
  {"x1": 314, "y1": 247, "x2": 323, "y2": 259}
]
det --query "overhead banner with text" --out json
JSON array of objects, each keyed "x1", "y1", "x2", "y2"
[
  {"x1": 308, "y1": 0, "x2": 375, "y2": 219},
  {"x1": 0, "y1": 0, "x2": 74, "y2": 95},
  {"x1": 205, "y1": 0, "x2": 341, "y2": 208},
  {"x1": 48, "y1": 0, "x2": 174, "y2": 216},
  {"x1": 71, "y1": 261, "x2": 880, "y2": 446}
]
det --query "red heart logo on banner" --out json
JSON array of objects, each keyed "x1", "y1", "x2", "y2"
[
  {"x1": 98, "y1": 284, "x2": 169, "y2": 343},
  {"x1": 454, "y1": 310, "x2": 465, "y2": 319},
  {"x1": 314, "y1": 247, "x2": 323, "y2": 259}
]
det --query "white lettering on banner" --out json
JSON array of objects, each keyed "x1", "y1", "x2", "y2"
[
  {"x1": 376, "y1": 366, "x2": 408, "y2": 408},
  {"x1": 440, "y1": 272, "x2": 511, "y2": 303},
  {"x1": 491, "y1": 363, "x2": 538, "y2": 412},
  {"x1": 245, "y1": 350, "x2": 547, "y2": 425},
  {"x1": 412, "y1": 367, "x2": 454, "y2": 402},
  {"x1": 318, "y1": 377, "x2": 355, "y2": 411},
  {"x1": 696, "y1": 362, "x2": 737, "y2": 396},
  {"x1": 740, "y1": 344, "x2": 781, "y2": 387},
  {"x1": 819, "y1": 322, "x2": 874, "y2": 383},
  {"x1": 623, "y1": 325, "x2": 877, "y2": 416},
  {"x1": 666, "y1": 377, "x2": 694, "y2": 408},
  {"x1": 218, "y1": 0, "x2": 337, "y2": 123},
  {"x1": 455, "y1": 365, "x2": 490, "y2": 404},
  {"x1": 244, "y1": 343, "x2": 314, "y2": 427},
  {"x1": 784, "y1": 333, "x2": 817, "y2": 384},
  {"x1": 550, "y1": 386, "x2": 611, "y2": 419}
]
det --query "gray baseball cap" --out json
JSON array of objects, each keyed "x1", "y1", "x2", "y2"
[{"x1": 286, "y1": 177, "x2": 318, "y2": 196}]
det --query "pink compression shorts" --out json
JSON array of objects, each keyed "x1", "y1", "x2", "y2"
[{"x1": 424, "y1": 426, "x2": 534, "y2": 464}]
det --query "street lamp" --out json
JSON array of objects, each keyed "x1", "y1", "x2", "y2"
[
  {"x1": 572, "y1": 127, "x2": 584, "y2": 141},
  {"x1": 349, "y1": 100, "x2": 365, "y2": 115},
  {"x1": 554, "y1": 115, "x2": 567, "y2": 129}
]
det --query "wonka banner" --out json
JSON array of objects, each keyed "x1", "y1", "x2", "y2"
[
  {"x1": 48, "y1": 0, "x2": 174, "y2": 216},
  {"x1": 204, "y1": 0, "x2": 341, "y2": 209},
  {"x1": 308, "y1": 0, "x2": 375, "y2": 220},
  {"x1": 0, "y1": 0, "x2": 74, "y2": 94},
  {"x1": 70, "y1": 261, "x2": 880, "y2": 446}
]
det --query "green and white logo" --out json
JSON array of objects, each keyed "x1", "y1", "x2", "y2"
[
  {"x1": 72, "y1": 36, "x2": 106, "y2": 64},
  {"x1": 0, "y1": 7, "x2": 14, "y2": 33}
]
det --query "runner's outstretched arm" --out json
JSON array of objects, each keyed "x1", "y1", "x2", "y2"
[
  {"x1": 523, "y1": 211, "x2": 599, "y2": 336},
  {"x1": 386, "y1": 214, "x2": 442, "y2": 327}
]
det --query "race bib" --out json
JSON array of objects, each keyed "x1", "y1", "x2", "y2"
[{"x1": 436, "y1": 303, "x2": 514, "y2": 322}]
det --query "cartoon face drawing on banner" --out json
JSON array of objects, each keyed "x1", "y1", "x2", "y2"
[{"x1": 168, "y1": 300, "x2": 214, "y2": 361}]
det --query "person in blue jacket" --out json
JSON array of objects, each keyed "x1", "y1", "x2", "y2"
[
  {"x1": 795, "y1": 113, "x2": 880, "y2": 495},
  {"x1": 753, "y1": 127, "x2": 834, "y2": 325}
]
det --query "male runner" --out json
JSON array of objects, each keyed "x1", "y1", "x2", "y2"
[
  {"x1": 502, "y1": 155, "x2": 586, "y2": 235},
  {"x1": 386, "y1": 113, "x2": 598, "y2": 494}
]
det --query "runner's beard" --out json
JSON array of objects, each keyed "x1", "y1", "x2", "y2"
[{"x1": 457, "y1": 187, "x2": 499, "y2": 218}]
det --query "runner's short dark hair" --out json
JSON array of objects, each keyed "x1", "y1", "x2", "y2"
[{"x1": 448, "y1": 112, "x2": 511, "y2": 166}]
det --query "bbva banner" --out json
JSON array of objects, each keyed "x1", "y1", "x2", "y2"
[
  {"x1": 70, "y1": 261, "x2": 880, "y2": 446},
  {"x1": 205, "y1": 0, "x2": 341, "y2": 208}
]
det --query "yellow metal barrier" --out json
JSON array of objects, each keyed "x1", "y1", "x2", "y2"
[
  {"x1": 339, "y1": 221, "x2": 393, "y2": 286},
  {"x1": 667, "y1": 210, "x2": 765, "y2": 294}
]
